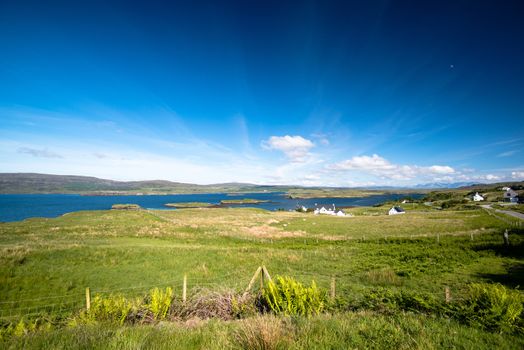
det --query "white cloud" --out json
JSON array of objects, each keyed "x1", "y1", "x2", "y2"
[
  {"x1": 428, "y1": 165, "x2": 455, "y2": 174},
  {"x1": 512, "y1": 171, "x2": 524, "y2": 180},
  {"x1": 327, "y1": 154, "x2": 455, "y2": 181},
  {"x1": 485, "y1": 174, "x2": 500, "y2": 181},
  {"x1": 329, "y1": 154, "x2": 395, "y2": 171},
  {"x1": 262, "y1": 135, "x2": 315, "y2": 162}
]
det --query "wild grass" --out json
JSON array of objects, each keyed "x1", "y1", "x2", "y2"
[
  {"x1": 0, "y1": 206, "x2": 522, "y2": 348},
  {"x1": 2, "y1": 313, "x2": 523, "y2": 349}
]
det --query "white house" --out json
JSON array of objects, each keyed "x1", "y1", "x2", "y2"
[
  {"x1": 473, "y1": 192, "x2": 484, "y2": 201},
  {"x1": 503, "y1": 188, "x2": 519, "y2": 203},
  {"x1": 388, "y1": 206, "x2": 405, "y2": 215},
  {"x1": 313, "y1": 205, "x2": 349, "y2": 216},
  {"x1": 319, "y1": 207, "x2": 332, "y2": 214}
]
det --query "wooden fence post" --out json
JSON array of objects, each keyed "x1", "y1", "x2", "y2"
[
  {"x1": 437, "y1": 233, "x2": 440, "y2": 244},
  {"x1": 503, "y1": 229, "x2": 510, "y2": 246},
  {"x1": 470, "y1": 232, "x2": 473, "y2": 241},
  {"x1": 330, "y1": 277, "x2": 336, "y2": 299},
  {"x1": 262, "y1": 266, "x2": 272, "y2": 282},
  {"x1": 445, "y1": 286, "x2": 451, "y2": 303},
  {"x1": 182, "y1": 274, "x2": 187, "y2": 303},
  {"x1": 85, "y1": 287, "x2": 91, "y2": 310},
  {"x1": 244, "y1": 266, "x2": 262, "y2": 294}
]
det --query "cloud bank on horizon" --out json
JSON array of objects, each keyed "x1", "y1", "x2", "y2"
[{"x1": 0, "y1": 1, "x2": 523, "y2": 186}]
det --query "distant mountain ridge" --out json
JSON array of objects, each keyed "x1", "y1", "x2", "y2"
[
  {"x1": 0, "y1": 173, "x2": 519, "y2": 194},
  {"x1": 0, "y1": 173, "x2": 288, "y2": 194},
  {"x1": 411, "y1": 182, "x2": 478, "y2": 189}
]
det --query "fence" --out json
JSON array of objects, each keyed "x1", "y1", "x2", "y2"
[{"x1": 0, "y1": 265, "x2": 467, "y2": 322}]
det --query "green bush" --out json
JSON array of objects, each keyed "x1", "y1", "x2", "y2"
[
  {"x1": 262, "y1": 276, "x2": 326, "y2": 317},
  {"x1": 83, "y1": 294, "x2": 133, "y2": 325},
  {"x1": 148, "y1": 287, "x2": 173, "y2": 320},
  {"x1": 458, "y1": 283, "x2": 523, "y2": 333},
  {"x1": 231, "y1": 294, "x2": 257, "y2": 319},
  {"x1": 441, "y1": 199, "x2": 468, "y2": 209}
]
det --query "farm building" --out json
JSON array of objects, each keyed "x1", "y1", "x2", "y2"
[
  {"x1": 313, "y1": 206, "x2": 348, "y2": 216},
  {"x1": 388, "y1": 206, "x2": 405, "y2": 215},
  {"x1": 503, "y1": 188, "x2": 519, "y2": 203},
  {"x1": 473, "y1": 192, "x2": 484, "y2": 201}
]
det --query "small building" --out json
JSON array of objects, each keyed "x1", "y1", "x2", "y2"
[
  {"x1": 296, "y1": 205, "x2": 308, "y2": 212},
  {"x1": 388, "y1": 206, "x2": 405, "y2": 215},
  {"x1": 314, "y1": 205, "x2": 349, "y2": 216},
  {"x1": 503, "y1": 188, "x2": 519, "y2": 203},
  {"x1": 473, "y1": 192, "x2": 484, "y2": 201}
]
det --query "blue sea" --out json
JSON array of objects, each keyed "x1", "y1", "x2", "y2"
[{"x1": 0, "y1": 192, "x2": 423, "y2": 222}]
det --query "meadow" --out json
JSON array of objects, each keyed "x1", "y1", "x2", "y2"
[{"x1": 0, "y1": 205, "x2": 523, "y2": 348}]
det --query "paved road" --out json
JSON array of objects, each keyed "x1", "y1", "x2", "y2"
[{"x1": 481, "y1": 204, "x2": 524, "y2": 220}]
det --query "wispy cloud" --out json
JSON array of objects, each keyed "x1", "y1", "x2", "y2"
[
  {"x1": 93, "y1": 152, "x2": 109, "y2": 159},
  {"x1": 17, "y1": 147, "x2": 63, "y2": 158},
  {"x1": 497, "y1": 150, "x2": 518, "y2": 157},
  {"x1": 310, "y1": 133, "x2": 330, "y2": 146}
]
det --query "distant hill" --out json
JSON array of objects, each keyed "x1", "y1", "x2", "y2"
[
  {"x1": 0, "y1": 173, "x2": 288, "y2": 194},
  {"x1": 412, "y1": 182, "x2": 478, "y2": 189},
  {"x1": 1, "y1": 173, "x2": 521, "y2": 195}
]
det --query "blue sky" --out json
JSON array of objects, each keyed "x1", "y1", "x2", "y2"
[{"x1": 1, "y1": 0, "x2": 523, "y2": 186}]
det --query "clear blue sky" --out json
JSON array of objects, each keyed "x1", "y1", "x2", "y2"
[{"x1": 1, "y1": 0, "x2": 523, "y2": 186}]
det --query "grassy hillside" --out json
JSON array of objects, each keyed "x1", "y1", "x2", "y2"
[{"x1": 0, "y1": 205, "x2": 523, "y2": 347}]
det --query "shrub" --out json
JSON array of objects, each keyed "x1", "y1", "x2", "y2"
[
  {"x1": 457, "y1": 283, "x2": 523, "y2": 333},
  {"x1": 173, "y1": 289, "x2": 249, "y2": 320},
  {"x1": 441, "y1": 199, "x2": 468, "y2": 209},
  {"x1": 262, "y1": 276, "x2": 326, "y2": 317},
  {"x1": 83, "y1": 294, "x2": 133, "y2": 325},
  {"x1": 148, "y1": 287, "x2": 173, "y2": 320},
  {"x1": 232, "y1": 293, "x2": 258, "y2": 319}
]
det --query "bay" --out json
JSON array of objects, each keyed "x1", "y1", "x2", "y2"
[{"x1": 0, "y1": 192, "x2": 423, "y2": 222}]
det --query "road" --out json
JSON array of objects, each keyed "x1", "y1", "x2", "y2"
[{"x1": 481, "y1": 204, "x2": 524, "y2": 220}]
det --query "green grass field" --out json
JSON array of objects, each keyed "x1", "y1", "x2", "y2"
[{"x1": 1, "y1": 206, "x2": 523, "y2": 348}]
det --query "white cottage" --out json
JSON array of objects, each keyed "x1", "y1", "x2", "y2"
[
  {"x1": 503, "y1": 188, "x2": 519, "y2": 203},
  {"x1": 388, "y1": 206, "x2": 405, "y2": 215},
  {"x1": 473, "y1": 192, "x2": 484, "y2": 201},
  {"x1": 314, "y1": 205, "x2": 349, "y2": 216}
]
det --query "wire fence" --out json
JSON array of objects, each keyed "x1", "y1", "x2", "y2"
[
  {"x1": 0, "y1": 264, "x2": 484, "y2": 322},
  {"x1": 1, "y1": 216, "x2": 520, "y2": 322}
]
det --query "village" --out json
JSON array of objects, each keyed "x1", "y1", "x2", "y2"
[{"x1": 296, "y1": 186, "x2": 522, "y2": 218}]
